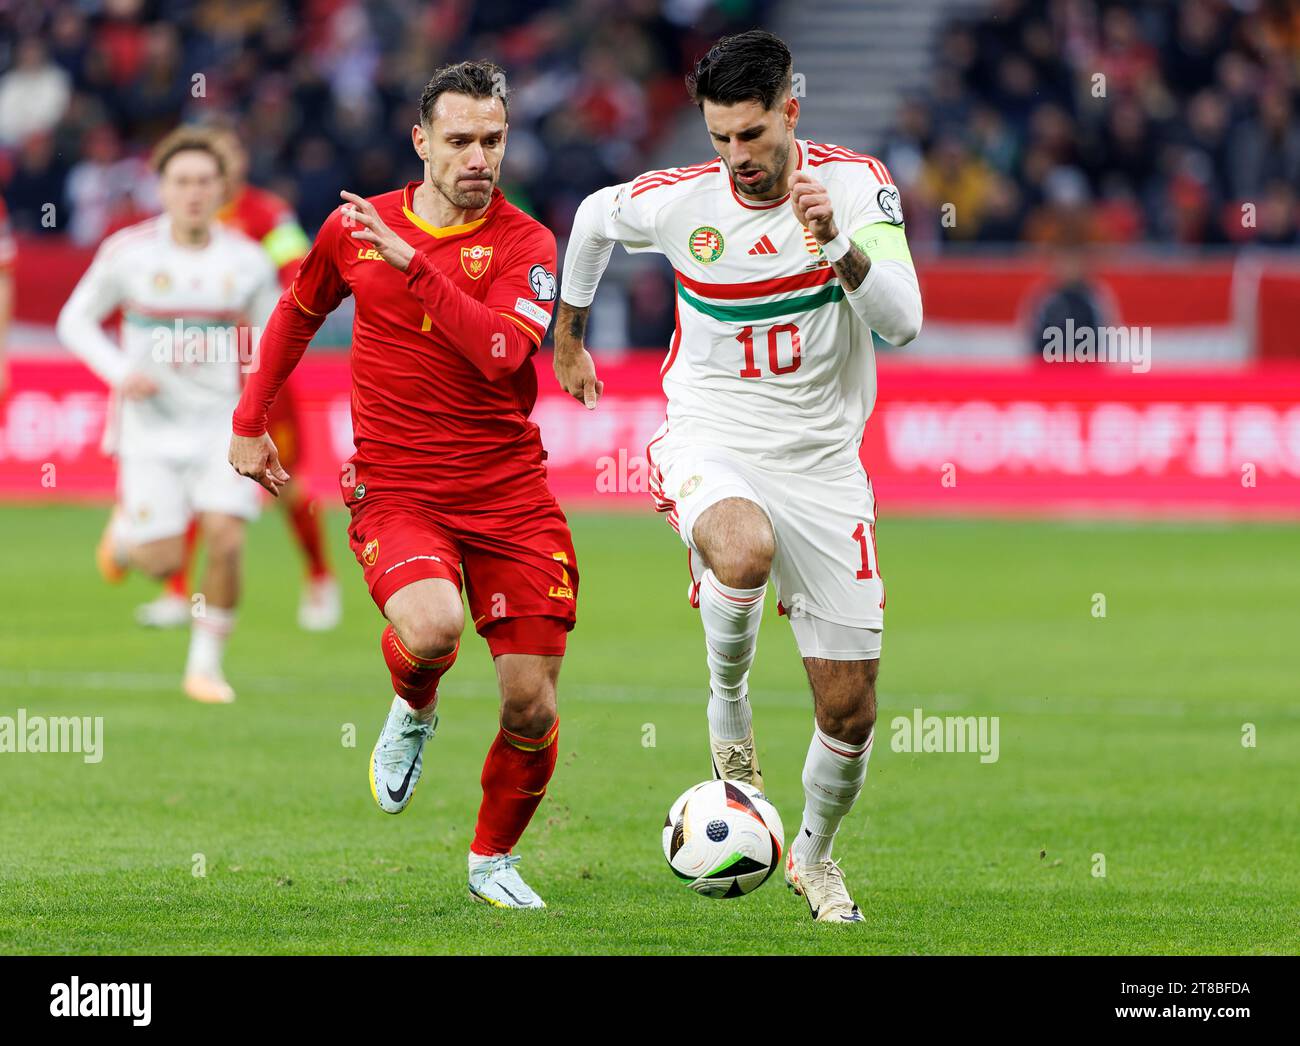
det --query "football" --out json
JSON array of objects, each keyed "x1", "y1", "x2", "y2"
[{"x1": 662, "y1": 780, "x2": 785, "y2": 898}]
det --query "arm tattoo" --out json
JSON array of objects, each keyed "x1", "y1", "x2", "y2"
[
  {"x1": 557, "y1": 301, "x2": 590, "y2": 342},
  {"x1": 830, "y1": 243, "x2": 871, "y2": 292}
]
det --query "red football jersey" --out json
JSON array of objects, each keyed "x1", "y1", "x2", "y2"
[
  {"x1": 236, "y1": 182, "x2": 559, "y2": 510},
  {"x1": 218, "y1": 184, "x2": 310, "y2": 286},
  {"x1": 0, "y1": 196, "x2": 14, "y2": 272}
]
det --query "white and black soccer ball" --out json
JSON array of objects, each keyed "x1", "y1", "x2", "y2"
[{"x1": 662, "y1": 780, "x2": 785, "y2": 899}]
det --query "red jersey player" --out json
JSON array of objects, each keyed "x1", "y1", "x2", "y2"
[
  {"x1": 229, "y1": 62, "x2": 573, "y2": 909},
  {"x1": 0, "y1": 195, "x2": 14, "y2": 399},
  {"x1": 138, "y1": 127, "x2": 341, "y2": 633}
]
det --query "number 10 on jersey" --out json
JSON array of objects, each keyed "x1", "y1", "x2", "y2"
[{"x1": 737, "y1": 323, "x2": 802, "y2": 377}]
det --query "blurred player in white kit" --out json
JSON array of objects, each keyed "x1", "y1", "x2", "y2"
[{"x1": 57, "y1": 126, "x2": 280, "y2": 704}]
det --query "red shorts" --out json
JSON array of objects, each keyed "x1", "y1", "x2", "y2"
[
  {"x1": 345, "y1": 485, "x2": 578, "y2": 658},
  {"x1": 266, "y1": 383, "x2": 303, "y2": 471}
]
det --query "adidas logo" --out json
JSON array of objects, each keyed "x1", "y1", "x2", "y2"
[{"x1": 747, "y1": 235, "x2": 778, "y2": 256}]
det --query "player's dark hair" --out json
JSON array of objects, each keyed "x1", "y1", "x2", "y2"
[
  {"x1": 419, "y1": 60, "x2": 509, "y2": 125},
  {"x1": 686, "y1": 30, "x2": 793, "y2": 110},
  {"x1": 150, "y1": 125, "x2": 226, "y2": 177}
]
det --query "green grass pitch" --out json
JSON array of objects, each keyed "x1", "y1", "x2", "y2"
[{"x1": 0, "y1": 503, "x2": 1296, "y2": 955}]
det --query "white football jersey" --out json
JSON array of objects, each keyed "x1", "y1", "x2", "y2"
[
  {"x1": 58, "y1": 215, "x2": 279, "y2": 460},
  {"x1": 586, "y1": 140, "x2": 908, "y2": 472}
]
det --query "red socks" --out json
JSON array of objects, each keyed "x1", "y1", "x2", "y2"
[
  {"x1": 286, "y1": 490, "x2": 331, "y2": 580},
  {"x1": 380, "y1": 621, "x2": 558, "y2": 855},
  {"x1": 167, "y1": 500, "x2": 329, "y2": 598},
  {"x1": 380, "y1": 624, "x2": 457, "y2": 710},
  {"x1": 471, "y1": 720, "x2": 560, "y2": 856},
  {"x1": 163, "y1": 495, "x2": 329, "y2": 597},
  {"x1": 166, "y1": 519, "x2": 200, "y2": 597}
]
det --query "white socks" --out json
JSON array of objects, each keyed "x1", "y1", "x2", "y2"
[
  {"x1": 185, "y1": 606, "x2": 235, "y2": 679},
  {"x1": 793, "y1": 724, "x2": 874, "y2": 864},
  {"x1": 698, "y1": 569, "x2": 765, "y2": 740}
]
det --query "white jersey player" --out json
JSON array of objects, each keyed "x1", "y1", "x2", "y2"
[
  {"x1": 555, "y1": 31, "x2": 922, "y2": 923},
  {"x1": 57, "y1": 127, "x2": 279, "y2": 705}
]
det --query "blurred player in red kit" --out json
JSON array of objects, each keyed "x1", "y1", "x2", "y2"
[
  {"x1": 137, "y1": 126, "x2": 341, "y2": 632},
  {"x1": 0, "y1": 196, "x2": 13, "y2": 399},
  {"x1": 229, "y1": 62, "x2": 573, "y2": 908}
]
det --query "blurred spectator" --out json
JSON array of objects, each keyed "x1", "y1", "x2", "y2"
[
  {"x1": 1254, "y1": 181, "x2": 1300, "y2": 247},
  {"x1": 1026, "y1": 247, "x2": 1117, "y2": 362},
  {"x1": 0, "y1": 0, "x2": 769, "y2": 243},
  {"x1": 4, "y1": 0, "x2": 1294, "y2": 255},
  {"x1": 0, "y1": 38, "x2": 72, "y2": 146},
  {"x1": 884, "y1": 0, "x2": 1300, "y2": 246},
  {"x1": 917, "y1": 136, "x2": 996, "y2": 241},
  {"x1": 1229, "y1": 87, "x2": 1300, "y2": 200},
  {"x1": 976, "y1": 174, "x2": 1026, "y2": 243},
  {"x1": 64, "y1": 126, "x2": 156, "y2": 245},
  {"x1": 3, "y1": 133, "x2": 69, "y2": 233}
]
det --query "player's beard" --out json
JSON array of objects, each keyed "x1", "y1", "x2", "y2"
[
  {"x1": 731, "y1": 139, "x2": 790, "y2": 199},
  {"x1": 434, "y1": 170, "x2": 495, "y2": 211}
]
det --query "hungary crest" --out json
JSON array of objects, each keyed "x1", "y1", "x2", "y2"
[
  {"x1": 460, "y1": 243, "x2": 493, "y2": 279},
  {"x1": 689, "y1": 226, "x2": 724, "y2": 264}
]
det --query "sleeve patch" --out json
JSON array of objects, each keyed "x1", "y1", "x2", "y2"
[
  {"x1": 875, "y1": 186, "x2": 905, "y2": 225},
  {"x1": 527, "y1": 264, "x2": 556, "y2": 301},
  {"x1": 514, "y1": 296, "x2": 551, "y2": 327}
]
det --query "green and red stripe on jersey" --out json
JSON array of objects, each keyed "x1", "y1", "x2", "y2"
[{"x1": 673, "y1": 264, "x2": 844, "y2": 323}]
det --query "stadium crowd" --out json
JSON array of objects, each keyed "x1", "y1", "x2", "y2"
[
  {"x1": 1, "y1": 0, "x2": 1296, "y2": 254},
  {"x1": 0, "y1": 0, "x2": 769, "y2": 244},
  {"x1": 887, "y1": 0, "x2": 1300, "y2": 248}
]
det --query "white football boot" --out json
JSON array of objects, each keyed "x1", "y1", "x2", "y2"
[
  {"x1": 298, "y1": 575, "x2": 342, "y2": 631},
  {"x1": 369, "y1": 695, "x2": 437, "y2": 813},
  {"x1": 468, "y1": 853, "x2": 546, "y2": 909},
  {"x1": 785, "y1": 851, "x2": 865, "y2": 923},
  {"x1": 709, "y1": 726, "x2": 764, "y2": 790},
  {"x1": 135, "y1": 593, "x2": 191, "y2": 629},
  {"x1": 183, "y1": 673, "x2": 236, "y2": 705}
]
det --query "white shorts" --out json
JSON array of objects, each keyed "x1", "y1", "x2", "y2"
[
  {"x1": 647, "y1": 430, "x2": 885, "y2": 657},
  {"x1": 117, "y1": 442, "x2": 260, "y2": 545}
]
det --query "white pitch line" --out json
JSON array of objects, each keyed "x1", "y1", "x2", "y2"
[{"x1": 0, "y1": 669, "x2": 1294, "y2": 720}]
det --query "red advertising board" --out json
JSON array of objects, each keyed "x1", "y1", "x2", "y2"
[
  {"x1": 13, "y1": 234, "x2": 1300, "y2": 360},
  {"x1": 2, "y1": 354, "x2": 1298, "y2": 517}
]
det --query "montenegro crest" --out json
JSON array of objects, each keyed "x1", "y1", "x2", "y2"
[
  {"x1": 362, "y1": 538, "x2": 380, "y2": 567},
  {"x1": 460, "y1": 243, "x2": 493, "y2": 279}
]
